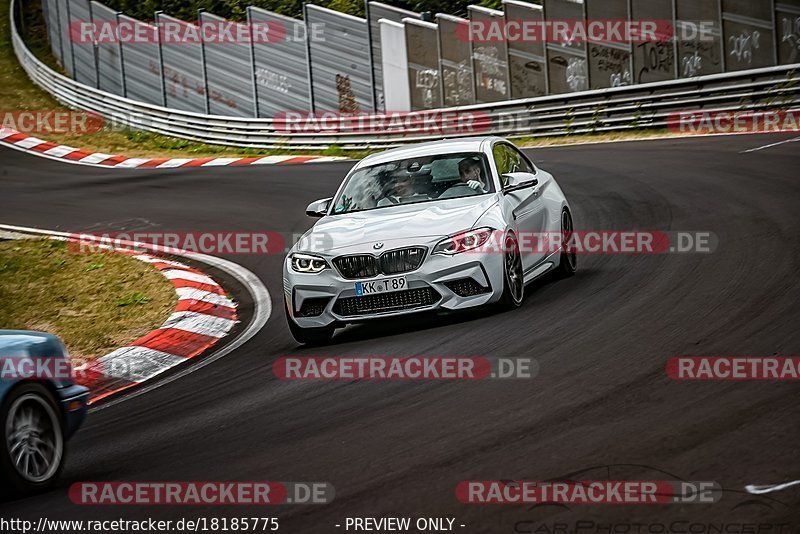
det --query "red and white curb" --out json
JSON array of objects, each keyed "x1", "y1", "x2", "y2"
[
  {"x1": 0, "y1": 128, "x2": 346, "y2": 168},
  {"x1": 0, "y1": 223, "x2": 272, "y2": 409},
  {"x1": 80, "y1": 249, "x2": 238, "y2": 404}
]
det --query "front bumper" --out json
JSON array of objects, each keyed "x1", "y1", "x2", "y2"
[
  {"x1": 56, "y1": 384, "x2": 89, "y2": 439},
  {"x1": 284, "y1": 249, "x2": 506, "y2": 328}
]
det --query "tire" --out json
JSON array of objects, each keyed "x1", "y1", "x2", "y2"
[
  {"x1": 555, "y1": 208, "x2": 577, "y2": 278},
  {"x1": 0, "y1": 383, "x2": 65, "y2": 498},
  {"x1": 285, "y1": 305, "x2": 336, "y2": 345},
  {"x1": 498, "y1": 232, "x2": 525, "y2": 309}
]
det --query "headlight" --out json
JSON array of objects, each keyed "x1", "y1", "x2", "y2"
[
  {"x1": 433, "y1": 227, "x2": 495, "y2": 255},
  {"x1": 289, "y1": 253, "x2": 329, "y2": 273}
]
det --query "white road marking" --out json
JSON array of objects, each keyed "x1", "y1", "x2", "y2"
[
  {"x1": 134, "y1": 255, "x2": 190, "y2": 269},
  {"x1": 43, "y1": 145, "x2": 79, "y2": 157},
  {"x1": 161, "y1": 311, "x2": 236, "y2": 338},
  {"x1": 156, "y1": 158, "x2": 194, "y2": 168},
  {"x1": 79, "y1": 152, "x2": 116, "y2": 164},
  {"x1": 14, "y1": 136, "x2": 46, "y2": 149},
  {"x1": 97, "y1": 346, "x2": 186, "y2": 381},
  {"x1": 745, "y1": 480, "x2": 800, "y2": 494},
  {"x1": 114, "y1": 158, "x2": 153, "y2": 168},
  {"x1": 307, "y1": 156, "x2": 347, "y2": 162},
  {"x1": 201, "y1": 158, "x2": 243, "y2": 166},
  {"x1": 740, "y1": 136, "x2": 800, "y2": 153},
  {"x1": 162, "y1": 269, "x2": 218, "y2": 286},
  {"x1": 175, "y1": 287, "x2": 235, "y2": 307},
  {"x1": 251, "y1": 155, "x2": 295, "y2": 164}
]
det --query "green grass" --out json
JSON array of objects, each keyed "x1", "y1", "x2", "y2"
[{"x1": 0, "y1": 239, "x2": 177, "y2": 361}]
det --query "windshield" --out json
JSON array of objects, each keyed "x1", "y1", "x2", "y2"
[{"x1": 332, "y1": 152, "x2": 494, "y2": 215}]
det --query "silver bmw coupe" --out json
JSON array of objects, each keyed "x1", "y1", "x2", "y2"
[{"x1": 283, "y1": 137, "x2": 576, "y2": 344}]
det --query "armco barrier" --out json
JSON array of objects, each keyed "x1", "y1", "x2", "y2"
[{"x1": 12, "y1": 0, "x2": 800, "y2": 150}]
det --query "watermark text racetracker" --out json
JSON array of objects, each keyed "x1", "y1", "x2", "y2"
[
  {"x1": 69, "y1": 481, "x2": 334, "y2": 505},
  {"x1": 668, "y1": 110, "x2": 800, "y2": 135},
  {"x1": 461, "y1": 230, "x2": 717, "y2": 255},
  {"x1": 68, "y1": 232, "x2": 287, "y2": 255},
  {"x1": 67, "y1": 230, "x2": 717, "y2": 256},
  {"x1": 69, "y1": 20, "x2": 325, "y2": 44},
  {"x1": 274, "y1": 357, "x2": 537, "y2": 380},
  {"x1": 1, "y1": 111, "x2": 103, "y2": 135},
  {"x1": 667, "y1": 356, "x2": 800, "y2": 380},
  {"x1": 457, "y1": 480, "x2": 722, "y2": 504}
]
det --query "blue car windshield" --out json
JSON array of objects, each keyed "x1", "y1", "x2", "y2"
[{"x1": 332, "y1": 152, "x2": 494, "y2": 215}]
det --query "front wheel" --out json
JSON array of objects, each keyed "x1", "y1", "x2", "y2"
[
  {"x1": 285, "y1": 305, "x2": 336, "y2": 345},
  {"x1": 1, "y1": 383, "x2": 65, "y2": 498},
  {"x1": 498, "y1": 233, "x2": 524, "y2": 309},
  {"x1": 555, "y1": 209, "x2": 577, "y2": 278}
]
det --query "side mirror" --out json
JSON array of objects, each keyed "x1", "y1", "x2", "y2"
[
  {"x1": 306, "y1": 197, "x2": 332, "y2": 218},
  {"x1": 502, "y1": 172, "x2": 538, "y2": 193}
]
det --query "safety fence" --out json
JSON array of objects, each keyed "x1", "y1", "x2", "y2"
[
  {"x1": 12, "y1": 0, "x2": 800, "y2": 149},
  {"x1": 37, "y1": 0, "x2": 800, "y2": 118}
]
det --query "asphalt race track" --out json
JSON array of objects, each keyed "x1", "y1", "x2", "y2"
[{"x1": 1, "y1": 133, "x2": 799, "y2": 531}]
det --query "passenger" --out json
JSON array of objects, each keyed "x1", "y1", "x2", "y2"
[{"x1": 458, "y1": 157, "x2": 487, "y2": 193}]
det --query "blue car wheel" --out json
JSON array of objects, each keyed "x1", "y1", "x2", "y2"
[{"x1": 1, "y1": 383, "x2": 65, "y2": 496}]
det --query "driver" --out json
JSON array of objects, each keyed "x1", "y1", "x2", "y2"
[
  {"x1": 377, "y1": 174, "x2": 428, "y2": 206},
  {"x1": 458, "y1": 158, "x2": 487, "y2": 193}
]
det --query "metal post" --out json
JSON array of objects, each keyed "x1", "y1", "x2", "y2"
[
  {"x1": 198, "y1": 9, "x2": 211, "y2": 115},
  {"x1": 435, "y1": 23, "x2": 444, "y2": 107},
  {"x1": 303, "y1": 3, "x2": 315, "y2": 113},
  {"x1": 364, "y1": 0, "x2": 378, "y2": 112},
  {"x1": 770, "y1": 0, "x2": 778, "y2": 66},
  {"x1": 155, "y1": 11, "x2": 167, "y2": 106},
  {"x1": 718, "y1": 0, "x2": 726, "y2": 71},
  {"x1": 52, "y1": 0, "x2": 64, "y2": 68},
  {"x1": 581, "y1": 0, "x2": 590, "y2": 90},
  {"x1": 247, "y1": 7, "x2": 260, "y2": 118},
  {"x1": 66, "y1": 0, "x2": 77, "y2": 79},
  {"x1": 468, "y1": 10, "x2": 478, "y2": 102},
  {"x1": 87, "y1": 0, "x2": 99, "y2": 89},
  {"x1": 116, "y1": 11, "x2": 126, "y2": 97},
  {"x1": 671, "y1": 0, "x2": 678, "y2": 79}
]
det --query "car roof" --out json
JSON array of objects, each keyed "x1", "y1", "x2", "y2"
[
  {"x1": 0, "y1": 330, "x2": 63, "y2": 351},
  {"x1": 356, "y1": 136, "x2": 505, "y2": 168}
]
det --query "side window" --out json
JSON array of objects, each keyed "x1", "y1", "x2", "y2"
[
  {"x1": 493, "y1": 143, "x2": 511, "y2": 177},
  {"x1": 494, "y1": 143, "x2": 534, "y2": 187},
  {"x1": 507, "y1": 144, "x2": 534, "y2": 174}
]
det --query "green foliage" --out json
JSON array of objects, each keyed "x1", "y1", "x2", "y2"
[{"x1": 116, "y1": 292, "x2": 151, "y2": 306}]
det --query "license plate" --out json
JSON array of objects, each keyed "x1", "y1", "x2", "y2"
[{"x1": 355, "y1": 276, "x2": 407, "y2": 296}]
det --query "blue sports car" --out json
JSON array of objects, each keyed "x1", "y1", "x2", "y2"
[{"x1": 0, "y1": 330, "x2": 89, "y2": 497}]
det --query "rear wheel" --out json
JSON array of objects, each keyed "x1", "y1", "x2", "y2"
[
  {"x1": 555, "y1": 209, "x2": 577, "y2": 278},
  {"x1": 0, "y1": 383, "x2": 65, "y2": 498},
  {"x1": 498, "y1": 233, "x2": 524, "y2": 309},
  {"x1": 285, "y1": 305, "x2": 335, "y2": 345}
]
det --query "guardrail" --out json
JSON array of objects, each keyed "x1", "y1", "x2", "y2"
[{"x1": 11, "y1": 0, "x2": 800, "y2": 150}]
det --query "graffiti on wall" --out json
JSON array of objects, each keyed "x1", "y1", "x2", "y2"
[
  {"x1": 442, "y1": 61, "x2": 473, "y2": 106},
  {"x1": 415, "y1": 68, "x2": 440, "y2": 108},
  {"x1": 566, "y1": 57, "x2": 587, "y2": 91},
  {"x1": 781, "y1": 16, "x2": 800, "y2": 51},
  {"x1": 636, "y1": 41, "x2": 673, "y2": 82},
  {"x1": 148, "y1": 61, "x2": 237, "y2": 109},
  {"x1": 728, "y1": 30, "x2": 760, "y2": 65},
  {"x1": 336, "y1": 74, "x2": 360, "y2": 114},
  {"x1": 474, "y1": 46, "x2": 507, "y2": 95}
]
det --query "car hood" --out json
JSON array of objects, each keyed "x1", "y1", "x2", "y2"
[{"x1": 297, "y1": 195, "x2": 499, "y2": 254}]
